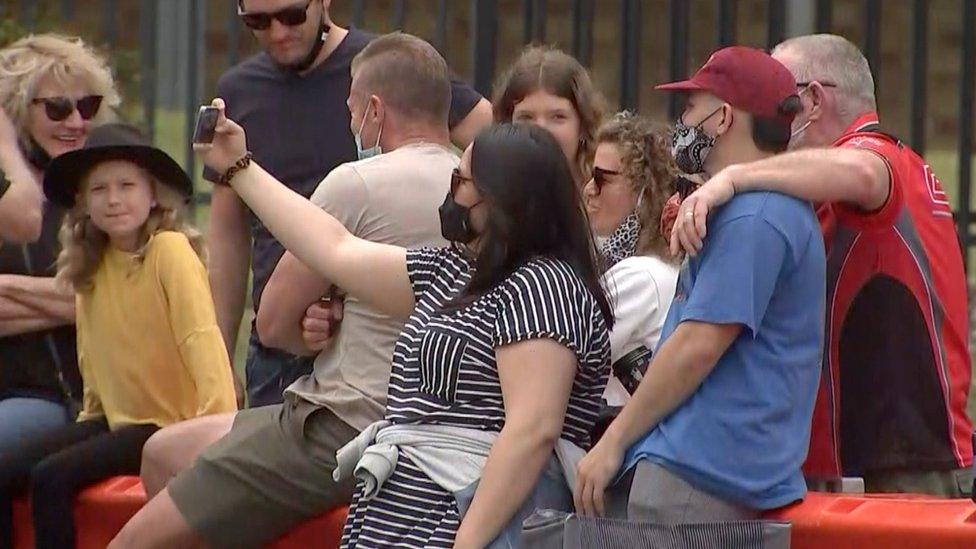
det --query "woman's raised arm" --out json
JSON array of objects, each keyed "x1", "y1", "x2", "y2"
[{"x1": 196, "y1": 99, "x2": 416, "y2": 318}]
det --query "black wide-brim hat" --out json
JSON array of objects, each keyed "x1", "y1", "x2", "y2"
[{"x1": 43, "y1": 123, "x2": 193, "y2": 208}]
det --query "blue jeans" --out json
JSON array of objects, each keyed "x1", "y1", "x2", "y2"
[
  {"x1": 0, "y1": 397, "x2": 69, "y2": 455},
  {"x1": 455, "y1": 455, "x2": 573, "y2": 548},
  {"x1": 244, "y1": 339, "x2": 314, "y2": 408}
]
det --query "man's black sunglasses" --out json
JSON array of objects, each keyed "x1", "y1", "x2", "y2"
[
  {"x1": 239, "y1": 0, "x2": 313, "y2": 30},
  {"x1": 31, "y1": 95, "x2": 103, "y2": 122}
]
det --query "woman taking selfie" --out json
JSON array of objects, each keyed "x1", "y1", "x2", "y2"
[{"x1": 169, "y1": 100, "x2": 613, "y2": 548}]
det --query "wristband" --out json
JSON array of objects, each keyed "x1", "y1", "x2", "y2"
[{"x1": 217, "y1": 152, "x2": 253, "y2": 186}]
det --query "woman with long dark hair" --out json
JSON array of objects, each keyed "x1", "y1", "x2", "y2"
[{"x1": 128, "y1": 100, "x2": 614, "y2": 548}]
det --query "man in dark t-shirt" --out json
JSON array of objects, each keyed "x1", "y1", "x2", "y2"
[{"x1": 209, "y1": 0, "x2": 491, "y2": 407}]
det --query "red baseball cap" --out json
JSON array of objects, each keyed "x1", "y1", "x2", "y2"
[{"x1": 656, "y1": 46, "x2": 798, "y2": 121}]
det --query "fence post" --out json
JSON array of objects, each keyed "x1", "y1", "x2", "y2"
[
  {"x1": 863, "y1": 0, "x2": 882, "y2": 93},
  {"x1": 718, "y1": 0, "x2": 737, "y2": 47},
  {"x1": 18, "y1": 0, "x2": 36, "y2": 29},
  {"x1": 61, "y1": 0, "x2": 75, "y2": 20},
  {"x1": 352, "y1": 0, "x2": 365, "y2": 28},
  {"x1": 910, "y1": 0, "x2": 928, "y2": 154},
  {"x1": 572, "y1": 0, "x2": 594, "y2": 66},
  {"x1": 227, "y1": 1, "x2": 241, "y2": 68},
  {"x1": 139, "y1": 0, "x2": 158, "y2": 139},
  {"x1": 393, "y1": 0, "x2": 406, "y2": 30},
  {"x1": 959, "y1": 0, "x2": 975, "y2": 265},
  {"x1": 815, "y1": 0, "x2": 832, "y2": 32},
  {"x1": 668, "y1": 0, "x2": 689, "y2": 120},
  {"x1": 767, "y1": 0, "x2": 786, "y2": 50},
  {"x1": 523, "y1": 0, "x2": 547, "y2": 44},
  {"x1": 620, "y1": 0, "x2": 641, "y2": 111},
  {"x1": 435, "y1": 0, "x2": 449, "y2": 59},
  {"x1": 471, "y1": 0, "x2": 498, "y2": 97},
  {"x1": 184, "y1": 0, "x2": 205, "y2": 197},
  {"x1": 104, "y1": 0, "x2": 118, "y2": 47}
]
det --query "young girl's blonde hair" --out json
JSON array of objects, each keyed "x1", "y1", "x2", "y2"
[
  {"x1": 0, "y1": 34, "x2": 120, "y2": 149},
  {"x1": 56, "y1": 164, "x2": 205, "y2": 292}
]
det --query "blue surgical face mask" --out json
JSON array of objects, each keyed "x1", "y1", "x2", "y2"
[{"x1": 354, "y1": 104, "x2": 383, "y2": 160}]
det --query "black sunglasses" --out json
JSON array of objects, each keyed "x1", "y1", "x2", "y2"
[
  {"x1": 591, "y1": 166, "x2": 621, "y2": 193},
  {"x1": 239, "y1": 0, "x2": 313, "y2": 30},
  {"x1": 31, "y1": 95, "x2": 103, "y2": 122},
  {"x1": 450, "y1": 168, "x2": 473, "y2": 195}
]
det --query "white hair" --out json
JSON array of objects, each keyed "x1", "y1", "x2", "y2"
[{"x1": 773, "y1": 34, "x2": 876, "y2": 125}]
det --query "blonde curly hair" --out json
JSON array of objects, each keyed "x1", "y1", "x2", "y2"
[
  {"x1": 56, "y1": 164, "x2": 205, "y2": 292},
  {"x1": 596, "y1": 111, "x2": 679, "y2": 262},
  {"x1": 0, "y1": 34, "x2": 120, "y2": 149}
]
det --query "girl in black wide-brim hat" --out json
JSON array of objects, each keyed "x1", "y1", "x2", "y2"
[{"x1": 0, "y1": 123, "x2": 236, "y2": 549}]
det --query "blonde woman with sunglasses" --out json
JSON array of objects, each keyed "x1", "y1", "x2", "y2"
[{"x1": 0, "y1": 33, "x2": 119, "y2": 457}]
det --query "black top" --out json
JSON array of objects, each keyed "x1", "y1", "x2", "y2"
[
  {"x1": 0, "y1": 199, "x2": 80, "y2": 404},
  {"x1": 206, "y1": 28, "x2": 483, "y2": 321}
]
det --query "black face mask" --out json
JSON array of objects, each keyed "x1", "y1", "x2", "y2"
[{"x1": 438, "y1": 192, "x2": 478, "y2": 244}]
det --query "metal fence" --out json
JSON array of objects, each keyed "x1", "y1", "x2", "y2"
[{"x1": 8, "y1": 0, "x2": 976, "y2": 265}]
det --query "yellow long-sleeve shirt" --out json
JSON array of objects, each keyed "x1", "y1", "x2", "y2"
[{"x1": 75, "y1": 231, "x2": 236, "y2": 429}]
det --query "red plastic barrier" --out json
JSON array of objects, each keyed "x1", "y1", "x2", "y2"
[
  {"x1": 13, "y1": 476, "x2": 348, "y2": 548},
  {"x1": 13, "y1": 476, "x2": 146, "y2": 549},
  {"x1": 15, "y1": 477, "x2": 976, "y2": 549},
  {"x1": 765, "y1": 491, "x2": 976, "y2": 549},
  {"x1": 271, "y1": 506, "x2": 349, "y2": 548}
]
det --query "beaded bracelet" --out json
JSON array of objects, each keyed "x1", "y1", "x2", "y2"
[{"x1": 217, "y1": 151, "x2": 253, "y2": 186}]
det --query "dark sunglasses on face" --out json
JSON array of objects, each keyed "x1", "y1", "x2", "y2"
[
  {"x1": 591, "y1": 166, "x2": 622, "y2": 193},
  {"x1": 239, "y1": 0, "x2": 312, "y2": 30},
  {"x1": 31, "y1": 95, "x2": 103, "y2": 122},
  {"x1": 450, "y1": 168, "x2": 473, "y2": 196}
]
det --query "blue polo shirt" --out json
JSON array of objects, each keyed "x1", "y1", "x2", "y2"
[{"x1": 624, "y1": 191, "x2": 825, "y2": 510}]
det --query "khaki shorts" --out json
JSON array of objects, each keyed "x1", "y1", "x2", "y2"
[{"x1": 168, "y1": 396, "x2": 359, "y2": 549}]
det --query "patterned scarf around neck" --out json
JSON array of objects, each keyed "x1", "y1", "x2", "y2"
[{"x1": 600, "y1": 211, "x2": 642, "y2": 270}]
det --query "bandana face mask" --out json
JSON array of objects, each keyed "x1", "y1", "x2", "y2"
[{"x1": 670, "y1": 106, "x2": 723, "y2": 175}]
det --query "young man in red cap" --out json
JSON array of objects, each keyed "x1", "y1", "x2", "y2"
[
  {"x1": 671, "y1": 34, "x2": 973, "y2": 498},
  {"x1": 574, "y1": 47, "x2": 826, "y2": 521}
]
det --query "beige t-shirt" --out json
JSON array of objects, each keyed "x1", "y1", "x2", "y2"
[{"x1": 285, "y1": 142, "x2": 454, "y2": 430}]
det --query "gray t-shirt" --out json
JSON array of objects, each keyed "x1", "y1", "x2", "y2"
[
  {"x1": 207, "y1": 28, "x2": 482, "y2": 323},
  {"x1": 285, "y1": 143, "x2": 455, "y2": 430}
]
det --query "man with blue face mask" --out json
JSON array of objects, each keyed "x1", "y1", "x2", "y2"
[{"x1": 575, "y1": 46, "x2": 826, "y2": 523}]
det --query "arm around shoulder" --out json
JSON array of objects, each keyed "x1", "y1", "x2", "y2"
[{"x1": 728, "y1": 146, "x2": 890, "y2": 211}]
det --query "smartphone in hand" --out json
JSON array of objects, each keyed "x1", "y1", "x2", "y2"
[{"x1": 192, "y1": 106, "x2": 220, "y2": 144}]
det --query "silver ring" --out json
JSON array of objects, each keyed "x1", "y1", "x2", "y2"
[{"x1": 684, "y1": 211, "x2": 694, "y2": 217}]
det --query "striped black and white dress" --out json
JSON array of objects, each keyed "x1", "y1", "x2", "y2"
[{"x1": 341, "y1": 247, "x2": 610, "y2": 548}]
